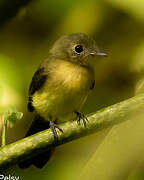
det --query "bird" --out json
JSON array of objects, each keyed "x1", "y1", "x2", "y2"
[{"x1": 18, "y1": 33, "x2": 107, "y2": 169}]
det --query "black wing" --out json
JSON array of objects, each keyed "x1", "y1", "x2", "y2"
[
  {"x1": 28, "y1": 67, "x2": 47, "y2": 112},
  {"x1": 90, "y1": 80, "x2": 95, "y2": 90},
  {"x1": 29, "y1": 68, "x2": 47, "y2": 95}
]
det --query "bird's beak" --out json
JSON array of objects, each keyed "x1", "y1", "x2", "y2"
[{"x1": 90, "y1": 52, "x2": 108, "y2": 57}]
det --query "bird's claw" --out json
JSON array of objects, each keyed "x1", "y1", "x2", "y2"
[
  {"x1": 49, "y1": 121, "x2": 63, "y2": 140},
  {"x1": 75, "y1": 111, "x2": 88, "y2": 127}
]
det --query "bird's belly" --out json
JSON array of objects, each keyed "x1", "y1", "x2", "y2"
[
  {"x1": 33, "y1": 85, "x2": 89, "y2": 123},
  {"x1": 33, "y1": 61, "x2": 94, "y2": 123}
]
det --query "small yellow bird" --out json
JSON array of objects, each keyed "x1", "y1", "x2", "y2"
[{"x1": 19, "y1": 33, "x2": 107, "y2": 169}]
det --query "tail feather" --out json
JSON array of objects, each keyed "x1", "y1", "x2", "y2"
[{"x1": 18, "y1": 115, "x2": 54, "y2": 169}]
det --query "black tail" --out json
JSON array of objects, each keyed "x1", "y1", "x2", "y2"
[{"x1": 18, "y1": 115, "x2": 54, "y2": 169}]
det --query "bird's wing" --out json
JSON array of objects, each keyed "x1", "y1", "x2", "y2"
[
  {"x1": 29, "y1": 67, "x2": 47, "y2": 96},
  {"x1": 28, "y1": 67, "x2": 47, "y2": 112}
]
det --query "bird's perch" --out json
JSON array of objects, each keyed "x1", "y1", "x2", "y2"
[{"x1": 0, "y1": 93, "x2": 144, "y2": 169}]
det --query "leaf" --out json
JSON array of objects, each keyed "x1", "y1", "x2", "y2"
[{"x1": 1, "y1": 107, "x2": 23, "y2": 146}]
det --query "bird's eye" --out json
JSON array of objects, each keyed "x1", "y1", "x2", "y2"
[{"x1": 74, "y1": 45, "x2": 84, "y2": 53}]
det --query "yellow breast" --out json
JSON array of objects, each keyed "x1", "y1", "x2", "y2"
[
  {"x1": 44, "y1": 59, "x2": 93, "y2": 90},
  {"x1": 33, "y1": 59, "x2": 94, "y2": 122}
]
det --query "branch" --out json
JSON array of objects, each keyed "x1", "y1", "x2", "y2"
[{"x1": 0, "y1": 93, "x2": 144, "y2": 169}]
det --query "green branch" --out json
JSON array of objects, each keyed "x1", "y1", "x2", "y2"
[{"x1": 0, "y1": 93, "x2": 144, "y2": 169}]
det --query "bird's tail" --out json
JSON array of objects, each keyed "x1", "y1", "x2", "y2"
[{"x1": 18, "y1": 115, "x2": 55, "y2": 169}]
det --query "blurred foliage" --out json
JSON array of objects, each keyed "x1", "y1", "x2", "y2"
[
  {"x1": 1, "y1": 107, "x2": 23, "y2": 146},
  {"x1": 1, "y1": 0, "x2": 144, "y2": 179},
  {"x1": 0, "y1": 0, "x2": 31, "y2": 26},
  {"x1": 80, "y1": 111, "x2": 144, "y2": 180},
  {"x1": 4, "y1": 107, "x2": 23, "y2": 129}
]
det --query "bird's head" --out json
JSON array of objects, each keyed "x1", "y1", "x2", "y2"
[{"x1": 49, "y1": 33, "x2": 107, "y2": 68}]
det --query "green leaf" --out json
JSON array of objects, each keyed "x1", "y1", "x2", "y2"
[{"x1": 1, "y1": 107, "x2": 23, "y2": 147}]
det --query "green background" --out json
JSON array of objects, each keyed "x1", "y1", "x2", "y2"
[{"x1": 1, "y1": 0, "x2": 144, "y2": 179}]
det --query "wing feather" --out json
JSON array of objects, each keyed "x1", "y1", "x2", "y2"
[{"x1": 28, "y1": 67, "x2": 47, "y2": 112}]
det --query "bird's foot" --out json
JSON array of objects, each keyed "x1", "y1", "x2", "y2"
[
  {"x1": 75, "y1": 111, "x2": 88, "y2": 127},
  {"x1": 49, "y1": 121, "x2": 63, "y2": 140}
]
